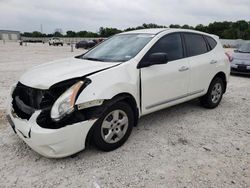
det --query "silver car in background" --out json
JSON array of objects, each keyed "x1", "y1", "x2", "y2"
[{"x1": 230, "y1": 42, "x2": 250, "y2": 74}]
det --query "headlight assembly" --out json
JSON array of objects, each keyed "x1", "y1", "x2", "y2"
[{"x1": 50, "y1": 81, "x2": 84, "y2": 121}]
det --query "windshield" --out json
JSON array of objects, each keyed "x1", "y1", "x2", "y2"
[
  {"x1": 81, "y1": 34, "x2": 154, "y2": 62},
  {"x1": 238, "y1": 43, "x2": 250, "y2": 53}
]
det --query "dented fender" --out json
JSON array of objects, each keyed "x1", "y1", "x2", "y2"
[{"x1": 75, "y1": 61, "x2": 140, "y2": 111}]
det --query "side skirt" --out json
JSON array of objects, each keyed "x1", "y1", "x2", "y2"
[{"x1": 145, "y1": 89, "x2": 204, "y2": 110}]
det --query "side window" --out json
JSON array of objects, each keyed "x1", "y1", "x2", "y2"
[
  {"x1": 205, "y1": 36, "x2": 217, "y2": 50},
  {"x1": 148, "y1": 33, "x2": 183, "y2": 62},
  {"x1": 184, "y1": 33, "x2": 208, "y2": 57}
]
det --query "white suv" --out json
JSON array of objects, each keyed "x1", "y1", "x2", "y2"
[
  {"x1": 7, "y1": 29, "x2": 230, "y2": 158},
  {"x1": 48, "y1": 37, "x2": 63, "y2": 46}
]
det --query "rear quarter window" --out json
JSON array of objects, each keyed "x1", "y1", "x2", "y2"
[
  {"x1": 184, "y1": 33, "x2": 208, "y2": 57},
  {"x1": 205, "y1": 36, "x2": 217, "y2": 50}
]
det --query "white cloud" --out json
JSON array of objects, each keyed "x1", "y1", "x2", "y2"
[{"x1": 0, "y1": 0, "x2": 249, "y2": 33}]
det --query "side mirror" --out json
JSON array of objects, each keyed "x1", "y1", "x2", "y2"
[{"x1": 139, "y1": 53, "x2": 168, "y2": 68}]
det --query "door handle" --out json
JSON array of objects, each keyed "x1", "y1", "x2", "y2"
[
  {"x1": 179, "y1": 66, "x2": 189, "y2": 72},
  {"x1": 210, "y1": 60, "x2": 218, "y2": 64}
]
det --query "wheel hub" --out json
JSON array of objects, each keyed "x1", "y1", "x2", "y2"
[
  {"x1": 101, "y1": 110, "x2": 129, "y2": 144},
  {"x1": 211, "y1": 83, "x2": 222, "y2": 104}
]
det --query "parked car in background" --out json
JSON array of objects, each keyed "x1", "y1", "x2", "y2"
[
  {"x1": 75, "y1": 40, "x2": 96, "y2": 49},
  {"x1": 7, "y1": 28, "x2": 230, "y2": 158},
  {"x1": 93, "y1": 38, "x2": 104, "y2": 44},
  {"x1": 20, "y1": 39, "x2": 44, "y2": 44},
  {"x1": 49, "y1": 37, "x2": 63, "y2": 46},
  {"x1": 230, "y1": 42, "x2": 250, "y2": 74}
]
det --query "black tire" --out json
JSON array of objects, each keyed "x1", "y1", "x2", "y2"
[
  {"x1": 200, "y1": 77, "x2": 224, "y2": 109},
  {"x1": 93, "y1": 101, "x2": 134, "y2": 151}
]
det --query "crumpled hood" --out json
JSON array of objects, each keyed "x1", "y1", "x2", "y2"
[{"x1": 20, "y1": 57, "x2": 119, "y2": 89}]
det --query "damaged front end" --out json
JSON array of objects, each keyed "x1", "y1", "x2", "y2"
[
  {"x1": 7, "y1": 78, "x2": 109, "y2": 157},
  {"x1": 11, "y1": 78, "x2": 102, "y2": 129}
]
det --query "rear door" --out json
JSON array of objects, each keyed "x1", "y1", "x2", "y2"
[{"x1": 183, "y1": 33, "x2": 212, "y2": 94}]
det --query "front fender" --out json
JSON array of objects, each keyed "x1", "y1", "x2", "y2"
[{"x1": 75, "y1": 63, "x2": 140, "y2": 108}]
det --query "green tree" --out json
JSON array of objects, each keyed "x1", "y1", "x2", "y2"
[
  {"x1": 232, "y1": 20, "x2": 248, "y2": 31},
  {"x1": 242, "y1": 28, "x2": 250, "y2": 40},
  {"x1": 22, "y1": 32, "x2": 32, "y2": 37},
  {"x1": 99, "y1": 27, "x2": 122, "y2": 37},
  {"x1": 31, "y1": 31, "x2": 43, "y2": 37},
  {"x1": 84, "y1": 32, "x2": 99, "y2": 37},
  {"x1": 142, "y1": 23, "x2": 166, "y2": 28},
  {"x1": 182, "y1": 24, "x2": 191, "y2": 29},
  {"x1": 21, "y1": 20, "x2": 250, "y2": 40},
  {"x1": 222, "y1": 28, "x2": 238, "y2": 39},
  {"x1": 195, "y1": 24, "x2": 207, "y2": 32},
  {"x1": 76, "y1": 31, "x2": 87, "y2": 37},
  {"x1": 54, "y1": 31, "x2": 63, "y2": 37},
  {"x1": 169, "y1": 24, "x2": 181, "y2": 28},
  {"x1": 66, "y1": 30, "x2": 76, "y2": 37}
]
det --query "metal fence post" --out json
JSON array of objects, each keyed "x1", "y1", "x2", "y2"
[{"x1": 71, "y1": 42, "x2": 74, "y2": 52}]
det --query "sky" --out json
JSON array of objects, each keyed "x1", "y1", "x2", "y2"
[{"x1": 0, "y1": 0, "x2": 249, "y2": 33}]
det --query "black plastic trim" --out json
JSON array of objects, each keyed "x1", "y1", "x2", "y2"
[
  {"x1": 15, "y1": 96, "x2": 35, "y2": 115},
  {"x1": 6, "y1": 115, "x2": 16, "y2": 134}
]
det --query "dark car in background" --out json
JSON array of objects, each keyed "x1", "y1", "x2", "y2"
[
  {"x1": 230, "y1": 42, "x2": 250, "y2": 74},
  {"x1": 75, "y1": 40, "x2": 96, "y2": 49}
]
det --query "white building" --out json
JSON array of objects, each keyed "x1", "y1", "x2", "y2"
[{"x1": 0, "y1": 30, "x2": 20, "y2": 41}]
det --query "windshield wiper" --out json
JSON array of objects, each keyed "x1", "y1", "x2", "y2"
[{"x1": 83, "y1": 57, "x2": 105, "y2": 61}]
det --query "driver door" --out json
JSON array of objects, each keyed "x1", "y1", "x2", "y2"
[{"x1": 140, "y1": 33, "x2": 190, "y2": 114}]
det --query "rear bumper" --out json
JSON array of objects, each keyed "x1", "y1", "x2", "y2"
[{"x1": 7, "y1": 105, "x2": 96, "y2": 158}]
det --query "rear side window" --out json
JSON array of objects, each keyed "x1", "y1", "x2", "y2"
[
  {"x1": 205, "y1": 36, "x2": 217, "y2": 50},
  {"x1": 148, "y1": 33, "x2": 183, "y2": 61},
  {"x1": 184, "y1": 33, "x2": 208, "y2": 57}
]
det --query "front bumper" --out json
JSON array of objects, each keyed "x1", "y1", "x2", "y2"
[
  {"x1": 231, "y1": 64, "x2": 250, "y2": 75},
  {"x1": 7, "y1": 106, "x2": 96, "y2": 158},
  {"x1": 231, "y1": 59, "x2": 250, "y2": 74}
]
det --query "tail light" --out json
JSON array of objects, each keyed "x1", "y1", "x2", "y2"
[{"x1": 225, "y1": 52, "x2": 233, "y2": 62}]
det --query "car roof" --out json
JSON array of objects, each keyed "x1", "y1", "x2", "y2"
[
  {"x1": 120, "y1": 28, "x2": 169, "y2": 35},
  {"x1": 120, "y1": 28, "x2": 218, "y2": 39}
]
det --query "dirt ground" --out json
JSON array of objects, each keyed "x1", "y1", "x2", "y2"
[{"x1": 0, "y1": 43, "x2": 249, "y2": 188}]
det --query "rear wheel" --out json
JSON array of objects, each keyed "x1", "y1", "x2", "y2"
[
  {"x1": 93, "y1": 101, "x2": 134, "y2": 151},
  {"x1": 200, "y1": 77, "x2": 224, "y2": 109}
]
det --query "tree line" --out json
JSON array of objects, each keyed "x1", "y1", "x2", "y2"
[{"x1": 21, "y1": 20, "x2": 250, "y2": 40}]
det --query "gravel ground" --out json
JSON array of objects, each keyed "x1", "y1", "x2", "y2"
[{"x1": 0, "y1": 43, "x2": 249, "y2": 188}]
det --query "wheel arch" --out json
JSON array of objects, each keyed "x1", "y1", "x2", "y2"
[
  {"x1": 84, "y1": 92, "x2": 139, "y2": 148},
  {"x1": 211, "y1": 71, "x2": 227, "y2": 93},
  {"x1": 110, "y1": 93, "x2": 139, "y2": 126}
]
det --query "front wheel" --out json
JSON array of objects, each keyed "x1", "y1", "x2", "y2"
[
  {"x1": 200, "y1": 77, "x2": 224, "y2": 109},
  {"x1": 93, "y1": 101, "x2": 134, "y2": 151}
]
